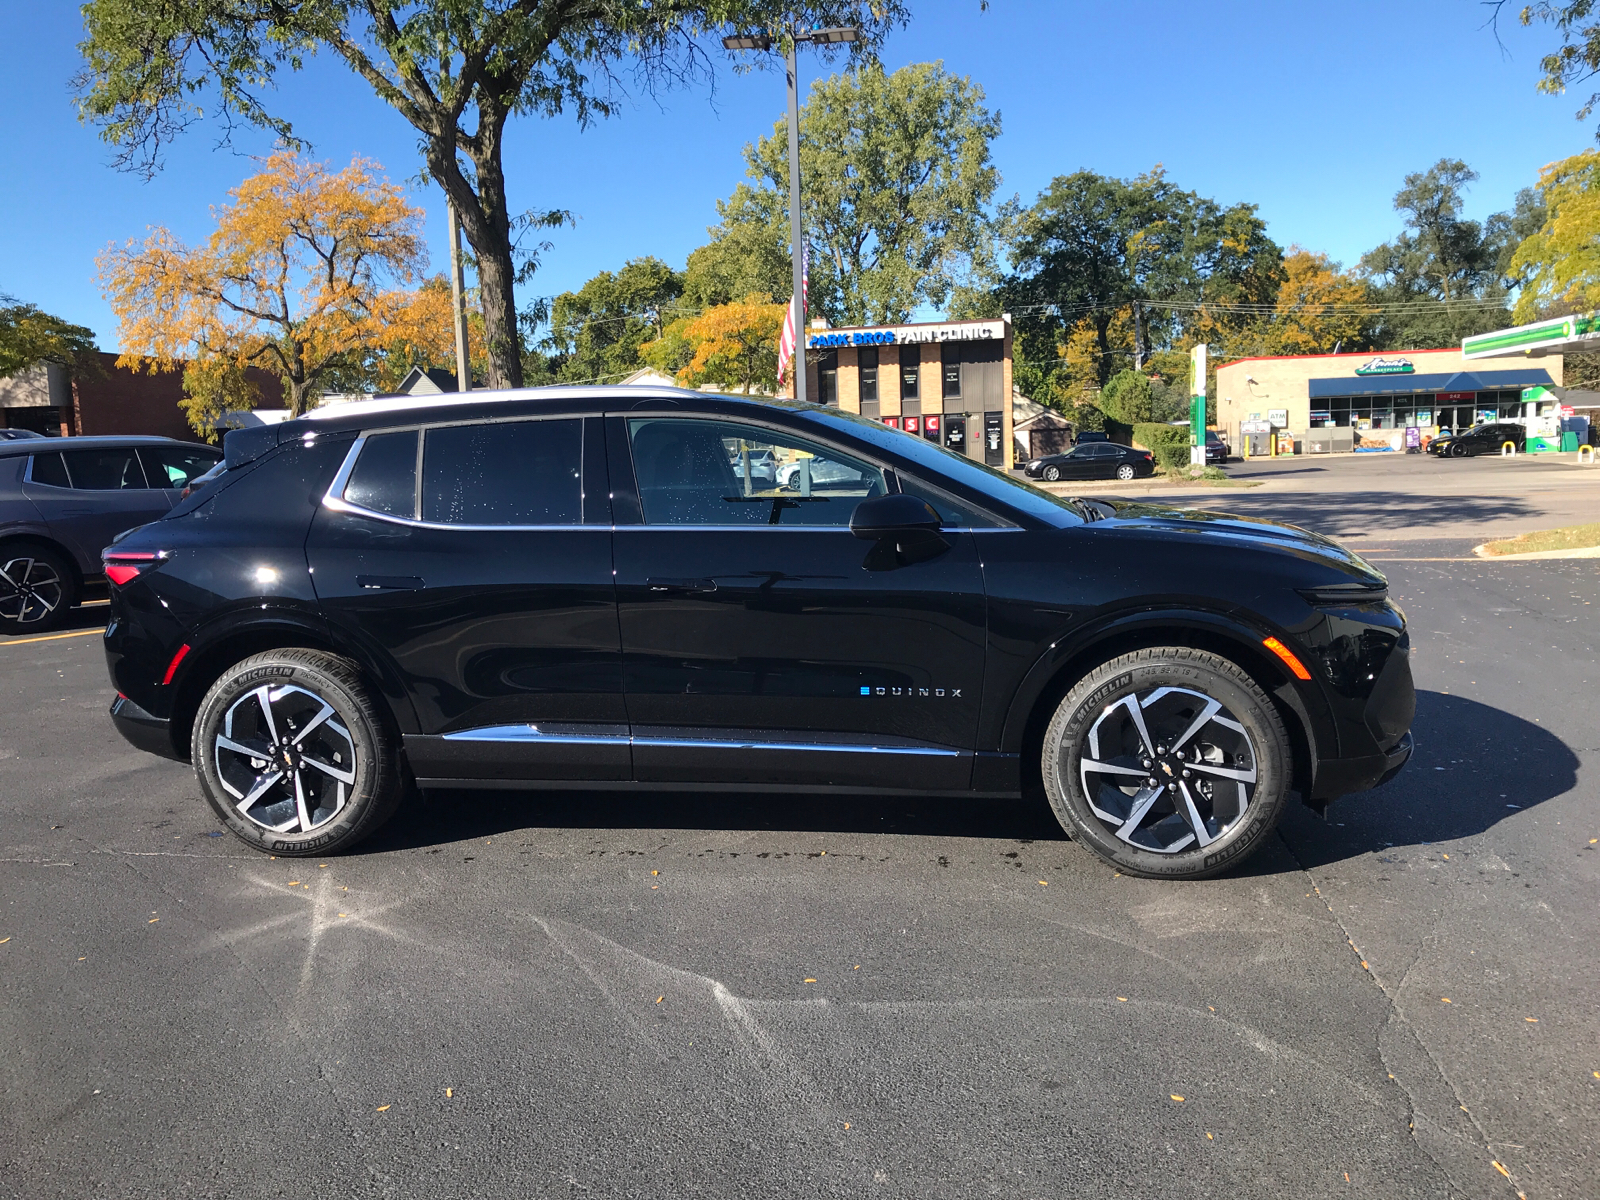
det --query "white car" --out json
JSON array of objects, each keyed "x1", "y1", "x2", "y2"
[{"x1": 775, "y1": 457, "x2": 871, "y2": 490}]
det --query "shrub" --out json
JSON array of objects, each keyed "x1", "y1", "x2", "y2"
[{"x1": 1132, "y1": 422, "x2": 1191, "y2": 472}]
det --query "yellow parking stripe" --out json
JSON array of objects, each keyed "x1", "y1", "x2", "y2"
[{"x1": 1, "y1": 628, "x2": 106, "y2": 647}]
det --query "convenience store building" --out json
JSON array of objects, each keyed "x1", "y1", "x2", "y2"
[
  {"x1": 1215, "y1": 347, "x2": 1563, "y2": 452},
  {"x1": 795, "y1": 315, "x2": 1014, "y2": 468}
]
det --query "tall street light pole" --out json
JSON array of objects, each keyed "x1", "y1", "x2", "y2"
[{"x1": 724, "y1": 24, "x2": 858, "y2": 404}]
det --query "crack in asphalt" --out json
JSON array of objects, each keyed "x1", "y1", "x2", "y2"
[{"x1": 1274, "y1": 828, "x2": 1520, "y2": 1200}]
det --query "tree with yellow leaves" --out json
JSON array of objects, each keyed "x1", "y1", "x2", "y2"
[
  {"x1": 1511, "y1": 149, "x2": 1600, "y2": 321},
  {"x1": 1254, "y1": 248, "x2": 1370, "y2": 355},
  {"x1": 100, "y1": 149, "x2": 465, "y2": 435},
  {"x1": 644, "y1": 295, "x2": 786, "y2": 396}
]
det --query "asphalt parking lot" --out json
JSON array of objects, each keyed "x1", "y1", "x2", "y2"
[{"x1": 3, "y1": 454, "x2": 1597, "y2": 1200}]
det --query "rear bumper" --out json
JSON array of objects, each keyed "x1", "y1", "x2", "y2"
[
  {"x1": 109, "y1": 694, "x2": 184, "y2": 762},
  {"x1": 1309, "y1": 730, "x2": 1412, "y2": 801}
]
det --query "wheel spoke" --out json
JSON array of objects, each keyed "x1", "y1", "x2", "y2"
[
  {"x1": 1081, "y1": 759, "x2": 1148, "y2": 778},
  {"x1": 1114, "y1": 786, "x2": 1163, "y2": 844},
  {"x1": 1176, "y1": 781, "x2": 1217, "y2": 847},
  {"x1": 1187, "y1": 760, "x2": 1256, "y2": 783},
  {"x1": 290, "y1": 702, "x2": 335, "y2": 745},
  {"x1": 1111, "y1": 695, "x2": 1157, "y2": 757},
  {"x1": 216, "y1": 734, "x2": 270, "y2": 761},
  {"x1": 1167, "y1": 697, "x2": 1222, "y2": 756},
  {"x1": 292, "y1": 770, "x2": 313, "y2": 832},
  {"x1": 235, "y1": 770, "x2": 284, "y2": 814},
  {"x1": 0, "y1": 559, "x2": 30, "y2": 588},
  {"x1": 299, "y1": 754, "x2": 355, "y2": 785},
  {"x1": 252, "y1": 685, "x2": 280, "y2": 744}
]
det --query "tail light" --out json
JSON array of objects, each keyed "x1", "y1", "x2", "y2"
[{"x1": 102, "y1": 550, "x2": 164, "y2": 587}]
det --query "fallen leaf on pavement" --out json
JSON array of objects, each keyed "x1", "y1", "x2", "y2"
[
  {"x1": 376, "y1": 1105, "x2": 390, "y2": 1112},
  {"x1": 655, "y1": 996, "x2": 664, "y2": 1004},
  {"x1": 445, "y1": 1088, "x2": 453, "y2": 1098},
  {"x1": 1525, "y1": 1017, "x2": 1538, "y2": 1023},
  {"x1": 1117, "y1": 997, "x2": 1127, "y2": 1002},
  {"x1": 804, "y1": 978, "x2": 817, "y2": 983},
  {"x1": 1038, "y1": 880, "x2": 1048, "y2": 885},
  {"x1": 147, "y1": 918, "x2": 158, "y2": 924},
  {"x1": 1493, "y1": 1162, "x2": 1511, "y2": 1179},
  {"x1": 1440, "y1": 998, "x2": 1451, "y2": 1003},
  {"x1": 1170, "y1": 1095, "x2": 1184, "y2": 1102},
  {"x1": 1206, "y1": 1133, "x2": 1213, "y2": 1140}
]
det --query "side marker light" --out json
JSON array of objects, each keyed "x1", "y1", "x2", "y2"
[{"x1": 1262, "y1": 636, "x2": 1312, "y2": 681}]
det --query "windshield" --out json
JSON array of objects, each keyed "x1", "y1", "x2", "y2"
[{"x1": 800, "y1": 408, "x2": 1084, "y2": 527}]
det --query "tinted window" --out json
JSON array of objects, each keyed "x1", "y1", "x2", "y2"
[
  {"x1": 137, "y1": 445, "x2": 222, "y2": 489},
  {"x1": 344, "y1": 431, "x2": 418, "y2": 518},
  {"x1": 62, "y1": 448, "x2": 149, "y2": 489},
  {"x1": 30, "y1": 452, "x2": 70, "y2": 487},
  {"x1": 628, "y1": 418, "x2": 886, "y2": 527},
  {"x1": 422, "y1": 419, "x2": 581, "y2": 526},
  {"x1": 893, "y1": 474, "x2": 1000, "y2": 529}
]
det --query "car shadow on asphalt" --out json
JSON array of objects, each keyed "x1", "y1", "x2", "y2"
[
  {"x1": 369, "y1": 689, "x2": 1575, "y2": 873},
  {"x1": 1175, "y1": 490, "x2": 1541, "y2": 538},
  {"x1": 1269, "y1": 689, "x2": 1578, "y2": 873},
  {"x1": 0, "y1": 601, "x2": 110, "y2": 639}
]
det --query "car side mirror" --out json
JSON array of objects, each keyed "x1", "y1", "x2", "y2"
[{"x1": 850, "y1": 493, "x2": 943, "y2": 540}]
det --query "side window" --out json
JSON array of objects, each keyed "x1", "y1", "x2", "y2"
[
  {"x1": 626, "y1": 418, "x2": 886, "y2": 527},
  {"x1": 422, "y1": 419, "x2": 582, "y2": 526},
  {"x1": 30, "y1": 452, "x2": 70, "y2": 488},
  {"x1": 892, "y1": 473, "x2": 1001, "y2": 529},
  {"x1": 343, "y1": 431, "x2": 418, "y2": 518},
  {"x1": 137, "y1": 445, "x2": 222, "y2": 489},
  {"x1": 61, "y1": 448, "x2": 149, "y2": 490}
]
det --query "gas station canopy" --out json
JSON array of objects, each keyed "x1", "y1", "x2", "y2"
[{"x1": 1462, "y1": 311, "x2": 1600, "y2": 360}]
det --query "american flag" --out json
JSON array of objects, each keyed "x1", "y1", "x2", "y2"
[{"x1": 776, "y1": 240, "x2": 809, "y2": 393}]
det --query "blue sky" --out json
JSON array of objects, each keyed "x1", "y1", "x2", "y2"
[{"x1": 1, "y1": 1, "x2": 1593, "y2": 349}]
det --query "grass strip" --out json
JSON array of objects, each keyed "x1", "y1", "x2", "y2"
[{"x1": 1477, "y1": 521, "x2": 1600, "y2": 556}]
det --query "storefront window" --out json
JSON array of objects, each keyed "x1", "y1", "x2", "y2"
[
  {"x1": 1309, "y1": 409, "x2": 1332, "y2": 429},
  {"x1": 900, "y1": 345, "x2": 920, "y2": 411},
  {"x1": 858, "y1": 347, "x2": 879, "y2": 417},
  {"x1": 817, "y1": 350, "x2": 838, "y2": 406}
]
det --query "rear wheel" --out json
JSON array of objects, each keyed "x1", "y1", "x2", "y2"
[
  {"x1": 1041, "y1": 647, "x2": 1290, "y2": 880},
  {"x1": 1115, "y1": 463, "x2": 1136, "y2": 480},
  {"x1": 192, "y1": 650, "x2": 405, "y2": 856},
  {"x1": 0, "y1": 545, "x2": 77, "y2": 635}
]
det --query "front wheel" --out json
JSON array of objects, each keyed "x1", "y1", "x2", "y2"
[
  {"x1": 1115, "y1": 464, "x2": 1136, "y2": 480},
  {"x1": 1450, "y1": 442, "x2": 1469, "y2": 458},
  {"x1": 1041, "y1": 647, "x2": 1291, "y2": 880},
  {"x1": 1043, "y1": 465, "x2": 1061, "y2": 482},
  {"x1": 192, "y1": 649, "x2": 406, "y2": 856}
]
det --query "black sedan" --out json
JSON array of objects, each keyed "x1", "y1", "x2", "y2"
[
  {"x1": 1427, "y1": 422, "x2": 1525, "y2": 458},
  {"x1": 1025, "y1": 442, "x2": 1155, "y2": 482},
  {"x1": 102, "y1": 389, "x2": 1412, "y2": 880}
]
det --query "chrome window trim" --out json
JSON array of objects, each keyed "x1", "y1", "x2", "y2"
[
  {"x1": 440, "y1": 722, "x2": 965, "y2": 757},
  {"x1": 22, "y1": 452, "x2": 72, "y2": 489}
]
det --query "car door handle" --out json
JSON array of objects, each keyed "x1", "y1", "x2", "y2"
[
  {"x1": 646, "y1": 577, "x2": 718, "y2": 594},
  {"x1": 356, "y1": 574, "x2": 425, "y2": 591}
]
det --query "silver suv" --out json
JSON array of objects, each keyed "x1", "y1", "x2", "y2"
[{"x1": 0, "y1": 436, "x2": 220, "y2": 633}]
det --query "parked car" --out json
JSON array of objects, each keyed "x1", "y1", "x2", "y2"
[
  {"x1": 1074, "y1": 430, "x2": 1110, "y2": 444},
  {"x1": 0, "y1": 436, "x2": 221, "y2": 633},
  {"x1": 1024, "y1": 442, "x2": 1155, "y2": 482},
  {"x1": 0, "y1": 429, "x2": 46, "y2": 441},
  {"x1": 1427, "y1": 422, "x2": 1524, "y2": 458},
  {"x1": 727, "y1": 446, "x2": 778, "y2": 486},
  {"x1": 775, "y1": 455, "x2": 873, "y2": 490},
  {"x1": 1205, "y1": 431, "x2": 1231, "y2": 465},
  {"x1": 102, "y1": 389, "x2": 1413, "y2": 880}
]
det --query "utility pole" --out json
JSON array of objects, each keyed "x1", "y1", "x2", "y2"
[
  {"x1": 1132, "y1": 302, "x2": 1146, "y2": 372},
  {"x1": 447, "y1": 198, "x2": 471, "y2": 392},
  {"x1": 723, "y1": 23, "x2": 860, "y2": 403},
  {"x1": 785, "y1": 37, "x2": 807, "y2": 404}
]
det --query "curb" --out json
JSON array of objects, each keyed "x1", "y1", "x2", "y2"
[{"x1": 1472, "y1": 542, "x2": 1600, "y2": 561}]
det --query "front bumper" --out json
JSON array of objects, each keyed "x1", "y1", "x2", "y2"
[
  {"x1": 110, "y1": 694, "x2": 184, "y2": 762},
  {"x1": 1309, "y1": 730, "x2": 1413, "y2": 801}
]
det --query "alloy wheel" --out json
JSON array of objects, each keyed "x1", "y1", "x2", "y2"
[
  {"x1": 0, "y1": 556, "x2": 64, "y2": 625},
  {"x1": 215, "y1": 683, "x2": 357, "y2": 834},
  {"x1": 1116, "y1": 464, "x2": 1136, "y2": 480},
  {"x1": 1077, "y1": 686, "x2": 1257, "y2": 854},
  {"x1": 1043, "y1": 465, "x2": 1061, "y2": 481}
]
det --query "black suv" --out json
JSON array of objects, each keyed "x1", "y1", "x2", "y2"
[{"x1": 103, "y1": 389, "x2": 1414, "y2": 880}]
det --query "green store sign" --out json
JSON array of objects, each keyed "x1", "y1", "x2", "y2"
[{"x1": 1354, "y1": 357, "x2": 1415, "y2": 376}]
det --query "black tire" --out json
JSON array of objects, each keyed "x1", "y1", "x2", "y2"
[
  {"x1": 0, "y1": 544, "x2": 78, "y2": 635},
  {"x1": 1041, "y1": 647, "x2": 1290, "y2": 880},
  {"x1": 1043, "y1": 465, "x2": 1061, "y2": 482},
  {"x1": 1450, "y1": 442, "x2": 1469, "y2": 458},
  {"x1": 192, "y1": 649, "x2": 405, "y2": 856},
  {"x1": 1115, "y1": 463, "x2": 1136, "y2": 480}
]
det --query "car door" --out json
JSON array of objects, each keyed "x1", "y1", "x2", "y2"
[
  {"x1": 23, "y1": 445, "x2": 175, "y2": 570},
  {"x1": 1054, "y1": 446, "x2": 1096, "y2": 480},
  {"x1": 305, "y1": 413, "x2": 628, "y2": 784},
  {"x1": 609, "y1": 413, "x2": 989, "y2": 791}
]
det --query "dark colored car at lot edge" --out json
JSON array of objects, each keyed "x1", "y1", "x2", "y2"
[
  {"x1": 1205, "y1": 431, "x2": 1231, "y2": 465},
  {"x1": 0, "y1": 436, "x2": 222, "y2": 633},
  {"x1": 1024, "y1": 442, "x2": 1155, "y2": 482},
  {"x1": 102, "y1": 388, "x2": 1414, "y2": 880},
  {"x1": 1428, "y1": 422, "x2": 1525, "y2": 458}
]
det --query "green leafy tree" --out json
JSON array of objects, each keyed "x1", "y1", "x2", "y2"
[
  {"x1": 1097, "y1": 369, "x2": 1154, "y2": 425},
  {"x1": 1515, "y1": 2, "x2": 1600, "y2": 133},
  {"x1": 0, "y1": 296, "x2": 97, "y2": 378},
  {"x1": 75, "y1": 1, "x2": 909, "y2": 391},
  {"x1": 543, "y1": 257, "x2": 685, "y2": 383},
  {"x1": 1357, "y1": 159, "x2": 1524, "y2": 348},
  {"x1": 702, "y1": 61, "x2": 1004, "y2": 326},
  {"x1": 682, "y1": 190, "x2": 792, "y2": 311}
]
